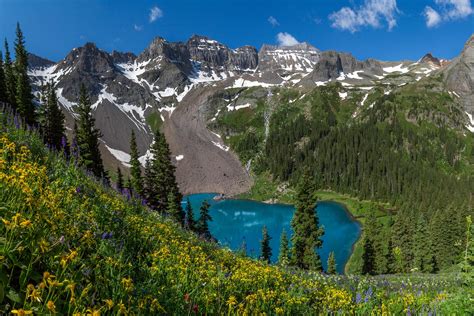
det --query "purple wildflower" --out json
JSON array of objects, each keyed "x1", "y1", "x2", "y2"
[{"x1": 355, "y1": 292, "x2": 362, "y2": 304}]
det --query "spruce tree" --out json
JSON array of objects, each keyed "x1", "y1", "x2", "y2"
[
  {"x1": 166, "y1": 189, "x2": 185, "y2": 226},
  {"x1": 143, "y1": 157, "x2": 156, "y2": 208},
  {"x1": 327, "y1": 251, "x2": 337, "y2": 274},
  {"x1": 185, "y1": 198, "x2": 196, "y2": 232},
  {"x1": 0, "y1": 51, "x2": 7, "y2": 103},
  {"x1": 413, "y1": 214, "x2": 435, "y2": 273},
  {"x1": 14, "y1": 23, "x2": 35, "y2": 125},
  {"x1": 362, "y1": 212, "x2": 378, "y2": 275},
  {"x1": 129, "y1": 130, "x2": 143, "y2": 196},
  {"x1": 3, "y1": 40, "x2": 16, "y2": 108},
  {"x1": 260, "y1": 226, "x2": 272, "y2": 263},
  {"x1": 116, "y1": 167, "x2": 124, "y2": 192},
  {"x1": 196, "y1": 200, "x2": 212, "y2": 240},
  {"x1": 41, "y1": 82, "x2": 66, "y2": 150},
  {"x1": 290, "y1": 169, "x2": 324, "y2": 271},
  {"x1": 278, "y1": 229, "x2": 290, "y2": 267},
  {"x1": 75, "y1": 84, "x2": 106, "y2": 178},
  {"x1": 147, "y1": 129, "x2": 183, "y2": 216}
]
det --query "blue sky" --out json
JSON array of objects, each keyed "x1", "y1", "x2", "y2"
[{"x1": 0, "y1": 0, "x2": 473, "y2": 62}]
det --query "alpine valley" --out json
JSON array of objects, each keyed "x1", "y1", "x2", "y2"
[{"x1": 0, "y1": 15, "x2": 473, "y2": 314}]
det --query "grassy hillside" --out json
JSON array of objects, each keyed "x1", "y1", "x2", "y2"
[{"x1": 0, "y1": 109, "x2": 472, "y2": 314}]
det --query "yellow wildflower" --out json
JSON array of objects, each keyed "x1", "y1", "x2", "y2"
[
  {"x1": 46, "y1": 300, "x2": 56, "y2": 312},
  {"x1": 26, "y1": 284, "x2": 42, "y2": 303},
  {"x1": 121, "y1": 277, "x2": 134, "y2": 292},
  {"x1": 104, "y1": 299, "x2": 114, "y2": 310},
  {"x1": 19, "y1": 219, "x2": 32, "y2": 229},
  {"x1": 11, "y1": 309, "x2": 33, "y2": 316},
  {"x1": 227, "y1": 295, "x2": 237, "y2": 307}
]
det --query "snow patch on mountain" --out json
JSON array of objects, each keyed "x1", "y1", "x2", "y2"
[
  {"x1": 466, "y1": 112, "x2": 474, "y2": 132},
  {"x1": 227, "y1": 103, "x2": 251, "y2": 111},
  {"x1": 383, "y1": 64, "x2": 409, "y2": 74},
  {"x1": 338, "y1": 92, "x2": 348, "y2": 100},
  {"x1": 104, "y1": 144, "x2": 131, "y2": 167},
  {"x1": 212, "y1": 140, "x2": 230, "y2": 151}
]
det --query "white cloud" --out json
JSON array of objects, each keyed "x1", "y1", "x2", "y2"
[
  {"x1": 276, "y1": 32, "x2": 300, "y2": 46},
  {"x1": 424, "y1": 0, "x2": 473, "y2": 27},
  {"x1": 424, "y1": 6, "x2": 442, "y2": 27},
  {"x1": 329, "y1": 0, "x2": 399, "y2": 33},
  {"x1": 268, "y1": 16, "x2": 279, "y2": 27},
  {"x1": 134, "y1": 24, "x2": 143, "y2": 31},
  {"x1": 149, "y1": 6, "x2": 163, "y2": 23}
]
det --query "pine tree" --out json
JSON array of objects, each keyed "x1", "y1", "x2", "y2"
[
  {"x1": 362, "y1": 212, "x2": 377, "y2": 275},
  {"x1": 75, "y1": 84, "x2": 106, "y2": 178},
  {"x1": 0, "y1": 51, "x2": 8, "y2": 103},
  {"x1": 278, "y1": 229, "x2": 290, "y2": 267},
  {"x1": 413, "y1": 214, "x2": 435, "y2": 273},
  {"x1": 146, "y1": 129, "x2": 183, "y2": 217},
  {"x1": 196, "y1": 200, "x2": 212, "y2": 240},
  {"x1": 461, "y1": 215, "x2": 473, "y2": 286},
  {"x1": 116, "y1": 167, "x2": 124, "y2": 192},
  {"x1": 290, "y1": 169, "x2": 324, "y2": 271},
  {"x1": 327, "y1": 251, "x2": 337, "y2": 274},
  {"x1": 14, "y1": 23, "x2": 35, "y2": 125},
  {"x1": 143, "y1": 157, "x2": 156, "y2": 208},
  {"x1": 185, "y1": 198, "x2": 196, "y2": 231},
  {"x1": 166, "y1": 190, "x2": 185, "y2": 226},
  {"x1": 260, "y1": 226, "x2": 272, "y2": 263},
  {"x1": 41, "y1": 82, "x2": 66, "y2": 150},
  {"x1": 3, "y1": 40, "x2": 16, "y2": 108},
  {"x1": 129, "y1": 130, "x2": 143, "y2": 197}
]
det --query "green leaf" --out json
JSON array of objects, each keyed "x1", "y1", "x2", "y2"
[{"x1": 6, "y1": 288, "x2": 21, "y2": 303}]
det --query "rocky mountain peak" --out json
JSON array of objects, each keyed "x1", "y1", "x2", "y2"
[
  {"x1": 258, "y1": 42, "x2": 320, "y2": 75},
  {"x1": 419, "y1": 53, "x2": 448, "y2": 67},
  {"x1": 110, "y1": 50, "x2": 136, "y2": 64},
  {"x1": 27, "y1": 53, "x2": 55, "y2": 69}
]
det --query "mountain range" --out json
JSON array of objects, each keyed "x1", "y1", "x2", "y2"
[{"x1": 27, "y1": 34, "x2": 474, "y2": 195}]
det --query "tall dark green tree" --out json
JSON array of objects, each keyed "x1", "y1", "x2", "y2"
[
  {"x1": 75, "y1": 84, "x2": 106, "y2": 179},
  {"x1": 40, "y1": 82, "x2": 66, "y2": 150},
  {"x1": 14, "y1": 23, "x2": 35, "y2": 125},
  {"x1": 260, "y1": 226, "x2": 272, "y2": 264},
  {"x1": 129, "y1": 130, "x2": 143, "y2": 196},
  {"x1": 185, "y1": 198, "x2": 196, "y2": 232},
  {"x1": 278, "y1": 229, "x2": 290, "y2": 267},
  {"x1": 3, "y1": 40, "x2": 16, "y2": 108},
  {"x1": 143, "y1": 157, "x2": 156, "y2": 207},
  {"x1": 362, "y1": 212, "x2": 378, "y2": 275},
  {"x1": 413, "y1": 214, "x2": 435, "y2": 273},
  {"x1": 147, "y1": 129, "x2": 182, "y2": 215},
  {"x1": 196, "y1": 200, "x2": 212, "y2": 240},
  {"x1": 0, "y1": 51, "x2": 7, "y2": 103},
  {"x1": 327, "y1": 251, "x2": 337, "y2": 274},
  {"x1": 116, "y1": 167, "x2": 124, "y2": 192},
  {"x1": 166, "y1": 189, "x2": 185, "y2": 226},
  {"x1": 290, "y1": 169, "x2": 324, "y2": 271}
]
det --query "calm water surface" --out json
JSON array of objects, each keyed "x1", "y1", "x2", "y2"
[{"x1": 185, "y1": 193, "x2": 361, "y2": 274}]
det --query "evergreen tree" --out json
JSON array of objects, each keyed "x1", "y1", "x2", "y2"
[
  {"x1": 41, "y1": 82, "x2": 66, "y2": 150},
  {"x1": 3, "y1": 40, "x2": 16, "y2": 108},
  {"x1": 166, "y1": 190, "x2": 185, "y2": 226},
  {"x1": 260, "y1": 226, "x2": 272, "y2": 263},
  {"x1": 129, "y1": 130, "x2": 143, "y2": 196},
  {"x1": 185, "y1": 198, "x2": 196, "y2": 232},
  {"x1": 196, "y1": 200, "x2": 212, "y2": 240},
  {"x1": 75, "y1": 84, "x2": 106, "y2": 178},
  {"x1": 413, "y1": 214, "x2": 435, "y2": 273},
  {"x1": 278, "y1": 229, "x2": 290, "y2": 267},
  {"x1": 327, "y1": 251, "x2": 337, "y2": 274},
  {"x1": 14, "y1": 23, "x2": 35, "y2": 125},
  {"x1": 362, "y1": 212, "x2": 378, "y2": 275},
  {"x1": 143, "y1": 157, "x2": 156, "y2": 208},
  {"x1": 290, "y1": 169, "x2": 324, "y2": 271},
  {"x1": 147, "y1": 129, "x2": 182, "y2": 214},
  {"x1": 116, "y1": 167, "x2": 124, "y2": 192},
  {"x1": 0, "y1": 51, "x2": 7, "y2": 103}
]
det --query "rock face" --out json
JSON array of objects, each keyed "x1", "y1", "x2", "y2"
[
  {"x1": 257, "y1": 43, "x2": 320, "y2": 83},
  {"x1": 419, "y1": 53, "x2": 449, "y2": 67},
  {"x1": 303, "y1": 51, "x2": 383, "y2": 83},
  {"x1": 186, "y1": 35, "x2": 258, "y2": 78},
  {"x1": 444, "y1": 34, "x2": 474, "y2": 114},
  {"x1": 27, "y1": 53, "x2": 55, "y2": 69}
]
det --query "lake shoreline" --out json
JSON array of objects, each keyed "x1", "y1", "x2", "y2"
[{"x1": 186, "y1": 192, "x2": 362, "y2": 274}]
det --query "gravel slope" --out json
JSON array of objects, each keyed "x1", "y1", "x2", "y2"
[{"x1": 163, "y1": 85, "x2": 253, "y2": 196}]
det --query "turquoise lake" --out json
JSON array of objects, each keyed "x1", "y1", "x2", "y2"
[{"x1": 185, "y1": 193, "x2": 361, "y2": 274}]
